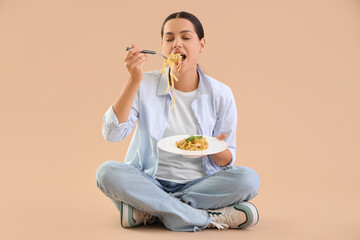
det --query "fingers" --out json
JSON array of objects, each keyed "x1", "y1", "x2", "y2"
[
  {"x1": 124, "y1": 43, "x2": 147, "y2": 69},
  {"x1": 123, "y1": 43, "x2": 148, "y2": 81},
  {"x1": 124, "y1": 43, "x2": 143, "y2": 62},
  {"x1": 132, "y1": 54, "x2": 147, "y2": 66},
  {"x1": 215, "y1": 134, "x2": 227, "y2": 140}
]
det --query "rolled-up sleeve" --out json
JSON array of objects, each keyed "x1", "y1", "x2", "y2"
[{"x1": 102, "y1": 90, "x2": 140, "y2": 142}]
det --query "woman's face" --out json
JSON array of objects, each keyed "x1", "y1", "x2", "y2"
[{"x1": 161, "y1": 18, "x2": 205, "y2": 72}]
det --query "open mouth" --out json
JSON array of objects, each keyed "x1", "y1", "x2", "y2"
[{"x1": 180, "y1": 54, "x2": 186, "y2": 61}]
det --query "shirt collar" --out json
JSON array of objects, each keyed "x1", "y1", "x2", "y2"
[{"x1": 157, "y1": 65, "x2": 212, "y2": 96}]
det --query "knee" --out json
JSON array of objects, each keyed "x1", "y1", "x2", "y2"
[
  {"x1": 232, "y1": 166, "x2": 260, "y2": 197},
  {"x1": 96, "y1": 160, "x2": 127, "y2": 190}
]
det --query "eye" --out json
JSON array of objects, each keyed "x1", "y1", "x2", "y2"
[
  {"x1": 166, "y1": 38, "x2": 174, "y2": 42},
  {"x1": 182, "y1": 37, "x2": 190, "y2": 40}
]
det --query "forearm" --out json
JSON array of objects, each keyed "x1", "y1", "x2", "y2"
[
  {"x1": 112, "y1": 77, "x2": 140, "y2": 123},
  {"x1": 209, "y1": 148, "x2": 232, "y2": 167}
]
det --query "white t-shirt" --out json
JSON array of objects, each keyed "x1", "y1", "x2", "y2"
[{"x1": 156, "y1": 88, "x2": 207, "y2": 183}]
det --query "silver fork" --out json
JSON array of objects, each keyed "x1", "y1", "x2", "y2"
[{"x1": 126, "y1": 47, "x2": 167, "y2": 59}]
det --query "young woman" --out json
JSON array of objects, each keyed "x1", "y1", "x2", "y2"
[{"x1": 96, "y1": 11, "x2": 260, "y2": 232}]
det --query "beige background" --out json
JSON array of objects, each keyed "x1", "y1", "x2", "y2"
[{"x1": 1, "y1": 0, "x2": 359, "y2": 239}]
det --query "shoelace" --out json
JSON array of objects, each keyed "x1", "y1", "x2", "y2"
[
  {"x1": 208, "y1": 213, "x2": 232, "y2": 229},
  {"x1": 140, "y1": 212, "x2": 157, "y2": 226}
]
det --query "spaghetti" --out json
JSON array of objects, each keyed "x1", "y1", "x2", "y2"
[
  {"x1": 176, "y1": 135, "x2": 208, "y2": 151},
  {"x1": 159, "y1": 53, "x2": 182, "y2": 110}
]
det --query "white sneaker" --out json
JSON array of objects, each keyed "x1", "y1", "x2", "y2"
[
  {"x1": 120, "y1": 202, "x2": 157, "y2": 228},
  {"x1": 207, "y1": 202, "x2": 259, "y2": 229}
]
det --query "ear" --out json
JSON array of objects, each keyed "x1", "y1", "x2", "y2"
[{"x1": 199, "y1": 38, "x2": 206, "y2": 53}]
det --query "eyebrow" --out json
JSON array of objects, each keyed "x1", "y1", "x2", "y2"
[{"x1": 164, "y1": 30, "x2": 193, "y2": 35}]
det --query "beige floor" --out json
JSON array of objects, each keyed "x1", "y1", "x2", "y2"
[{"x1": 1, "y1": 151, "x2": 359, "y2": 240}]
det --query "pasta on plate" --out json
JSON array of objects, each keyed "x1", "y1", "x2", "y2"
[{"x1": 176, "y1": 135, "x2": 208, "y2": 151}]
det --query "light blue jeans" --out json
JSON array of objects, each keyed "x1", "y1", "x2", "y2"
[{"x1": 96, "y1": 161, "x2": 260, "y2": 232}]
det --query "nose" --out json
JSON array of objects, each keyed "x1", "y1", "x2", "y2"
[{"x1": 173, "y1": 37, "x2": 182, "y2": 49}]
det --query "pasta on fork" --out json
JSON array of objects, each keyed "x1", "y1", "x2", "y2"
[{"x1": 160, "y1": 53, "x2": 182, "y2": 110}]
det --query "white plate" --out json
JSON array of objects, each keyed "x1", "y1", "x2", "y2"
[{"x1": 158, "y1": 135, "x2": 228, "y2": 158}]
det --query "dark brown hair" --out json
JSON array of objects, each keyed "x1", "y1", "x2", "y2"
[{"x1": 161, "y1": 11, "x2": 204, "y2": 40}]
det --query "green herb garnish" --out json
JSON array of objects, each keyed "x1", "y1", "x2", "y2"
[{"x1": 185, "y1": 135, "x2": 203, "y2": 142}]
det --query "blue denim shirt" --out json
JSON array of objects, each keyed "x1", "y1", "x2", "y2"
[{"x1": 102, "y1": 66, "x2": 237, "y2": 178}]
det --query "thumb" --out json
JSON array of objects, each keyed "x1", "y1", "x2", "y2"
[{"x1": 216, "y1": 134, "x2": 226, "y2": 140}]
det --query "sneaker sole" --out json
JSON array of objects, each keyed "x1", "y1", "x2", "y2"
[
  {"x1": 120, "y1": 202, "x2": 137, "y2": 228},
  {"x1": 234, "y1": 202, "x2": 259, "y2": 229}
]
